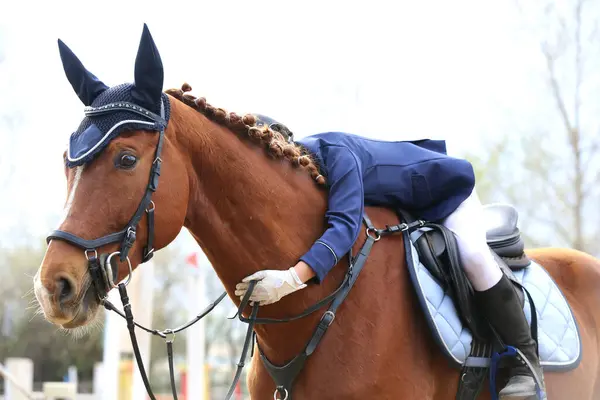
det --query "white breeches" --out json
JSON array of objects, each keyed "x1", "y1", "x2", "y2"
[{"x1": 441, "y1": 188, "x2": 503, "y2": 291}]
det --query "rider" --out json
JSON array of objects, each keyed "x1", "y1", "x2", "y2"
[{"x1": 234, "y1": 115, "x2": 543, "y2": 399}]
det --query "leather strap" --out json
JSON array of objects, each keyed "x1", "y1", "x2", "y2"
[
  {"x1": 456, "y1": 340, "x2": 491, "y2": 400},
  {"x1": 252, "y1": 214, "x2": 382, "y2": 399},
  {"x1": 46, "y1": 229, "x2": 127, "y2": 249},
  {"x1": 224, "y1": 302, "x2": 259, "y2": 400},
  {"x1": 509, "y1": 280, "x2": 539, "y2": 348},
  {"x1": 88, "y1": 254, "x2": 109, "y2": 298},
  {"x1": 117, "y1": 283, "x2": 157, "y2": 400},
  {"x1": 305, "y1": 216, "x2": 376, "y2": 355},
  {"x1": 104, "y1": 291, "x2": 228, "y2": 337},
  {"x1": 142, "y1": 203, "x2": 156, "y2": 262},
  {"x1": 117, "y1": 129, "x2": 164, "y2": 261},
  {"x1": 167, "y1": 340, "x2": 178, "y2": 400}
]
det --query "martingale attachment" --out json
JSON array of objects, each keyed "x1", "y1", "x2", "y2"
[
  {"x1": 120, "y1": 228, "x2": 137, "y2": 262},
  {"x1": 366, "y1": 219, "x2": 426, "y2": 241}
]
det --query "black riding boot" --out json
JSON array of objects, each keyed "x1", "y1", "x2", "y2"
[{"x1": 475, "y1": 274, "x2": 545, "y2": 400}]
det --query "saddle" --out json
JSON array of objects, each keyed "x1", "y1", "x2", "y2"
[
  {"x1": 400, "y1": 202, "x2": 581, "y2": 400},
  {"x1": 401, "y1": 203, "x2": 530, "y2": 342}
]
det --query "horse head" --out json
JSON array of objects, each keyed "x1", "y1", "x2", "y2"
[
  {"x1": 34, "y1": 25, "x2": 192, "y2": 328},
  {"x1": 34, "y1": 24, "x2": 329, "y2": 331}
]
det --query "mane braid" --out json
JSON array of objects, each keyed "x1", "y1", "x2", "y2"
[{"x1": 165, "y1": 84, "x2": 327, "y2": 186}]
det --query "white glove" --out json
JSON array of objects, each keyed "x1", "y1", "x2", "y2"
[{"x1": 235, "y1": 267, "x2": 307, "y2": 306}]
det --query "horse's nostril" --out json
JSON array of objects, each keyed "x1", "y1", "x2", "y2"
[{"x1": 56, "y1": 276, "x2": 74, "y2": 304}]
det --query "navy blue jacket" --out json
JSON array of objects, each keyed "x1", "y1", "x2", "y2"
[{"x1": 295, "y1": 131, "x2": 475, "y2": 283}]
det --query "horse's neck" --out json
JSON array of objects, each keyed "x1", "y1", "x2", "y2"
[
  {"x1": 173, "y1": 104, "x2": 334, "y2": 360},
  {"x1": 178, "y1": 115, "x2": 323, "y2": 282}
]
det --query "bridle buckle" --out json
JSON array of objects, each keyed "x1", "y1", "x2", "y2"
[
  {"x1": 85, "y1": 249, "x2": 98, "y2": 260},
  {"x1": 164, "y1": 329, "x2": 175, "y2": 344}
]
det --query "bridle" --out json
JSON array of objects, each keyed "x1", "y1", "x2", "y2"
[
  {"x1": 44, "y1": 98, "x2": 422, "y2": 400},
  {"x1": 46, "y1": 100, "x2": 166, "y2": 300}
]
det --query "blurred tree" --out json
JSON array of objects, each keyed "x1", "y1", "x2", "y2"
[
  {"x1": 471, "y1": 0, "x2": 600, "y2": 255},
  {"x1": 463, "y1": 137, "x2": 550, "y2": 248},
  {"x1": 0, "y1": 236, "x2": 248, "y2": 390},
  {"x1": 523, "y1": 0, "x2": 600, "y2": 254},
  {"x1": 0, "y1": 241, "x2": 102, "y2": 383}
]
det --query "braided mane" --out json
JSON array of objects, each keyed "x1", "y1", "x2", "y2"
[{"x1": 165, "y1": 84, "x2": 327, "y2": 186}]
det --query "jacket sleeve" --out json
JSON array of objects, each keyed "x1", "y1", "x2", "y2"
[{"x1": 299, "y1": 145, "x2": 364, "y2": 283}]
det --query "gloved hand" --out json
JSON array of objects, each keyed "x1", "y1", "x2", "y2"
[{"x1": 235, "y1": 267, "x2": 307, "y2": 306}]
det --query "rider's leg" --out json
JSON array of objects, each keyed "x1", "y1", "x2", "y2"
[
  {"x1": 441, "y1": 189, "x2": 502, "y2": 290},
  {"x1": 441, "y1": 189, "x2": 544, "y2": 399}
]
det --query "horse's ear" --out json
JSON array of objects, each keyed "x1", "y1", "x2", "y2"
[
  {"x1": 58, "y1": 39, "x2": 108, "y2": 106},
  {"x1": 131, "y1": 24, "x2": 164, "y2": 113}
]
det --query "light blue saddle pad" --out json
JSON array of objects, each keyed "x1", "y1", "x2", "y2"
[{"x1": 404, "y1": 231, "x2": 582, "y2": 371}]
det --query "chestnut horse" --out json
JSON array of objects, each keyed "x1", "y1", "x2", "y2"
[{"x1": 34, "y1": 28, "x2": 600, "y2": 399}]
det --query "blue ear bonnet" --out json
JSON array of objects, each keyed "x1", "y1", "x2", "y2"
[
  {"x1": 59, "y1": 24, "x2": 168, "y2": 167},
  {"x1": 65, "y1": 84, "x2": 170, "y2": 168}
]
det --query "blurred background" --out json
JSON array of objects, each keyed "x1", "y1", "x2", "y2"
[{"x1": 1, "y1": 0, "x2": 599, "y2": 398}]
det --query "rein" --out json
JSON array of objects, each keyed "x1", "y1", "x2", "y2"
[{"x1": 45, "y1": 99, "x2": 426, "y2": 399}]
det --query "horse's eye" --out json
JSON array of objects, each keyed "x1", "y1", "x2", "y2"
[{"x1": 116, "y1": 153, "x2": 138, "y2": 169}]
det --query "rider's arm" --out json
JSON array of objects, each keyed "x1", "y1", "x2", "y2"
[{"x1": 297, "y1": 145, "x2": 364, "y2": 283}]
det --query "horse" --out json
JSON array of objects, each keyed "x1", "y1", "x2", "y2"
[{"x1": 33, "y1": 25, "x2": 600, "y2": 399}]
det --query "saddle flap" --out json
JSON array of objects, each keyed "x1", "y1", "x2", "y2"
[
  {"x1": 411, "y1": 228, "x2": 447, "y2": 287},
  {"x1": 411, "y1": 224, "x2": 492, "y2": 341}
]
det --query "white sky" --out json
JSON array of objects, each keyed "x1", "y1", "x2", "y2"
[{"x1": 0, "y1": 0, "x2": 555, "y2": 251}]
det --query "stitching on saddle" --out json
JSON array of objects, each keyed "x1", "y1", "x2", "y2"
[
  {"x1": 546, "y1": 298, "x2": 569, "y2": 324},
  {"x1": 547, "y1": 288, "x2": 572, "y2": 324},
  {"x1": 433, "y1": 313, "x2": 461, "y2": 349},
  {"x1": 502, "y1": 255, "x2": 527, "y2": 261},
  {"x1": 519, "y1": 263, "x2": 580, "y2": 365},
  {"x1": 546, "y1": 323, "x2": 571, "y2": 360},
  {"x1": 538, "y1": 278, "x2": 553, "y2": 316},
  {"x1": 430, "y1": 296, "x2": 463, "y2": 340}
]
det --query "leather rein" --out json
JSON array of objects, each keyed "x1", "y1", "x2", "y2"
[{"x1": 45, "y1": 101, "x2": 424, "y2": 400}]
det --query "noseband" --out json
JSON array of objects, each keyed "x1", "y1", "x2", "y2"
[{"x1": 46, "y1": 100, "x2": 166, "y2": 299}]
